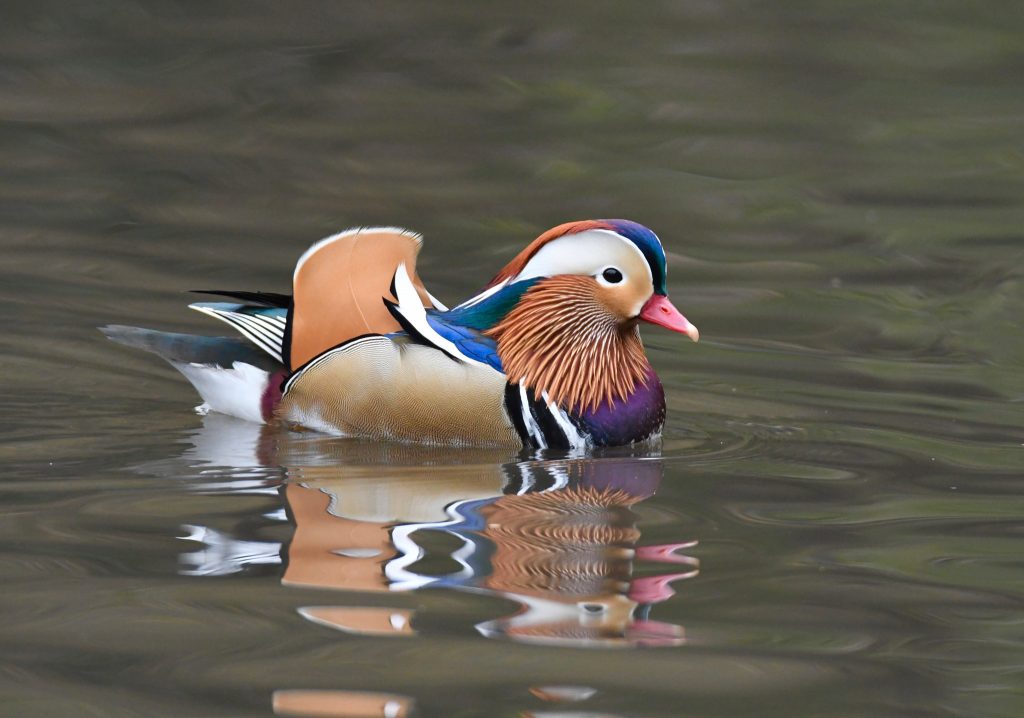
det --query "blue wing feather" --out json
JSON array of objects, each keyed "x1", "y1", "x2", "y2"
[
  {"x1": 417, "y1": 279, "x2": 543, "y2": 371},
  {"x1": 425, "y1": 312, "x2": 503, "y2": 371},
  {"x1": 445, "y1": 279, "x2": 538, "y2": 330}
]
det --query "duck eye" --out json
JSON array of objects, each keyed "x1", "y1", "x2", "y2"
[{"x1": 602, "y1": 267, "x2": 624, "y2": 284}]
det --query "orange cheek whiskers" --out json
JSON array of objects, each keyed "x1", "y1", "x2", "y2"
[{"x1": 485, "y1": 277, "x2": 651, "y2": 413}]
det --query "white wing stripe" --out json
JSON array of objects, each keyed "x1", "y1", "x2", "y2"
[
  {"x1": 227, "y1": 328, "x2": 280, "y2": 362},
  {"x1": 425, "y1": 290, "x2": 449, "y2": 312},
  {"x1": 225, "y1": 311, "x2": 285, "y2": 338},
  {"x1": 227, "y1": 312, "x2": 285, "y2": 343},
  {"x1": 191, "y1": 305, "x2": 284, "y2": 363},
  {"x1": 391, "y1": 263, "x2": 491, "y2": 369},
  {"x1": 453, "y1": 280, "x2": 508, "y2": 310},
  {"x1": 218, "y1": 315, "x2": 282, "y2": 356}
]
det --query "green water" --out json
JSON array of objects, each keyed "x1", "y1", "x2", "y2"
[{"x1": 2, "y1": 2, "x2": 1023, "y2": 716}]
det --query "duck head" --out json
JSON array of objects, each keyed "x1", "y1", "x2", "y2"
[{"x1": 483, "y1": 220, "x2": 698, "y2": 413}]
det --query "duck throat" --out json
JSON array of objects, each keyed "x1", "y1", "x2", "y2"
[{"x1": 485, "y1": 276, "x2": 652, "y2": 413}]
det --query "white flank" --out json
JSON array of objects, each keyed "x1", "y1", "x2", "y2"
[{"x1": 171, "y1": 361, "x2": 269, "y2": 424}]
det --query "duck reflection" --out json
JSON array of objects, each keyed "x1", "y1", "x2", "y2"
[
  {"x1": 473, "y1": 462, "x2": 697, "y2": 648},
  {"x1": 172, "y1": 414, "x2": 699, "y2": 716},
  {"x1": 279, "y1": 454, "x2": 696, "y2": 649}
]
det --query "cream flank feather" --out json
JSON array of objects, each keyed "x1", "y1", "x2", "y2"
[{"x1": 486, "y1": 276, "x2": 651, "y2": 413}]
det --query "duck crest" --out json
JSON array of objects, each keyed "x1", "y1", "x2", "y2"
[
  {"x1": 487, "y1": 220, "x2": 615, "y2": 287},
  {"x1": 485, "y1": 275, "x2": 652, "y2": 414}
]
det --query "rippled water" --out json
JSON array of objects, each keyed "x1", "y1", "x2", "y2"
[{"x1": 3, "y1": 2, "x2": 1024, "y2": 717}]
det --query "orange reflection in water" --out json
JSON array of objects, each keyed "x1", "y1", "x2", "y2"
[
  {"x1": 282, "y1": 455, "x2": 697, "y2": 648},
  {"x1": 273, "y1": 689, "x2": 413, "y2": 718}
]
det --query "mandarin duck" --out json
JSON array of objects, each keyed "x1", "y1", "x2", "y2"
[{"x1": 104, "y1": 220, "x2": 699, "y2": 449}]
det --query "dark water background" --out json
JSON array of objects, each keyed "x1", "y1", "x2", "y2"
[{"x1": 2, "y1": 2, "x2": 1024, "y2": 717}]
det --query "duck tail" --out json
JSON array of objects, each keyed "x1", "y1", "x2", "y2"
[{"x1": 100, "y1": 325, "x2": 285, "y2": 423}]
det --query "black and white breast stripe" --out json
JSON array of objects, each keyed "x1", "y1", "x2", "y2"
[
  {"x1": 281, "y1": 334, "x2": 385, "y2": 394},
  {"x1": 504, "y1": 382, "x2": 589, "y2": 451},
  {"x1": 190, "y1": 305, "x2": 287, "y2": 364}
]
